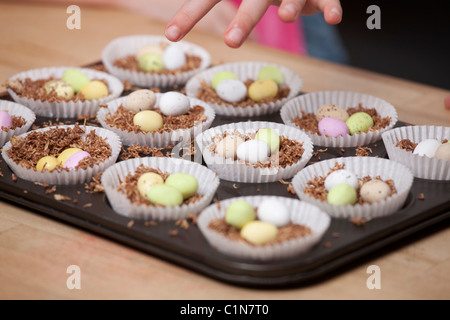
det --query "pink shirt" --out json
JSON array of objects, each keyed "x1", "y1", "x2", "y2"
[{"x1": 229, "y1": 0, "x2": 307, "y2": 55}]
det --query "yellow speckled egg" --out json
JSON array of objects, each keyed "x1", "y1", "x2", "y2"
[
  {"x1": 137, "y1": 172, "x2": 164, "y2": 199},
  {"x1": 44, "y1": 80, "x2": 75, "y2": 99},
  {"x1": 240, "y1": 221, "x2": 278, "y2": 245},
  {"x1": 136, "y1": 44, "x2": 164, "y2": 60},
  {"x1": 57, "y1": 148, "x2": 83, "y2": 166},
  {"x1": 36, "y1": 155, "x2": 59, "y2": 171},
  {"x1": 133, "y1": 110, "x2": 164, "y2": 132},
  {"x1": 248, "y1": 79, "x2": 278, "y2": 102},
  {"x1": 79, "y1": 80, "x2": 109, "y2": 100}
]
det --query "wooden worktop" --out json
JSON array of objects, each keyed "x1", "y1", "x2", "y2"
[{"x1": 0, "y1": 2, "x2": 449, "y2": 300}]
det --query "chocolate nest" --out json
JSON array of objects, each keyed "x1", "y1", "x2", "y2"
[
  {"x1": 209, "y1": 130, "x2": 304, "y2": 169},
  {"x1": 5, "y1": 77, "x2": 109, "y2": 102},
  {"x1": 293, "y1": 104, "x2": 392, "y2": 135},
  {"x1": 6, "y1": 124, "x2": 112, "y2": 171},
  {"x1": 113, "y1": 54, "x2": 202, "y2": 75},
  {"x1": 208, "y1": 208, "x2": 312, "y2": 247},
  {"x1": 103, "y1": 105, "x2": 207, "y2": 133},
  {"x1": 303, "y1": 162, "x2": 397, "y2": 205},
  {"x1": 197, "y1": 79, "x2": 290, "y2": 108},
  {"x1": 1, "y1": 116, "x2": 27, "y2": 132},
  {"x1": 116, "y1": 164, "x2": 203, "y2": 207}
]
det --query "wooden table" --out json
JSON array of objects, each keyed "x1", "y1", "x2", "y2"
[{"x1": 1, "y1": 2, "x2": 449, "y2": 300}]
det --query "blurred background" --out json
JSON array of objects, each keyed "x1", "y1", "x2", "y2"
[{"x1": 337, "y1": 0, "x2": 449, "y2": 89}]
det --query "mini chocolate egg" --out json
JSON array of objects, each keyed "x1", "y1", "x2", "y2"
[
  {"x1": 62, "y1": 69, "x2": 90, "y2": 93},
  {"x1": 434, "y1": 143, "x2": 450, "y2": 161},
  {"x1": 327, "y1": 184, "x2": 357, "y2": 206},
  {"x1": 318, "y1": 117, "x2": 349, "y2": 137},
  {"x1": 124, "y1": 89, "x2": 157, "y2": 112},
  {"x1": 248, "y1": 79, "x2": 278, "y2": 102},
  {"x1": 236, "y1": 139, "x2": 270, "y2": 164},
  {"x1": 240, "y1": 221, "x2": 278, "y2": 246},
  {"x1": 133, "y1": 110, "x2": 164, "y2": 132},
  {"x1": 165, "y1": 173, "x2": 199, "y2": 200},
  {"x1": 316, "y1": 104, "x2": 349, "y2": 122},
  {"x1": 137, "y1": 172, "x2": 164, "y2": 199},
  {"x1": 162, "y1": 44, "x2": 186, "y2": 70},
  {"x1": 57, "y1": 148, "x2": 82, "y2": 166},
  {"x1": 257, "y1": 198, "x2": 290, "y2": 227},
  {"x1": 255, "y1": 128, "x2": 280, "y2": 154},
  {"x1": 158, "y1": 91, "x2": 191, "y2": 116},
  {"x1": 79, "y1": 80, "x2": 109, "y2": 100},
  {"x1": 360, "y1": 179, "x2": 392, "y2": 203},
  {"x1": 215, "y1": 79, "x2": 247, "y2": 103},
  {"x1": 345, "y1": 112, "x2": 374, "y2": 135},
  {"x1": 0, "y1": 110, "x2": 13, "y2": 129},
  {"x1": 257, "y1": 65, "x2": 284, "y2": 85},
  {"x1": 136, "y1": 44, "x2": 164, "y2": 59},
  {"x1": 413, "y1": 139, "x2": 441, "y2": 158},
  {"x1": 324, "y1": 169, "x2": 359, "y2": 191},
  {"x1": 216, "y1": 135, "x2": 244, "y2": 159},
  {"x1": 225, "y1": 200, "x2": 256, "y2": 229},
  {"x1": 138, "y1": 53, "x2": 165, "y2": 72},
  {"x1": 147, "y1": 184, "x2": 184, "y2": 207},
  {"x1": 44, "y1": 80, "x2": 75, "y2": 99},
  {"x1": 211, "y1": 71, "x2": 238, "y2": 90},
  {"x1": 63, "y1": 151, "x2": 91, "y2": 170},
  {"x1": 36, "y1": 155, "x2": 58, "y2": 172}
]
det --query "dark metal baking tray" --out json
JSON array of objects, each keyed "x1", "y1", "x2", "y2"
[{"x1": 1, "y1": 72, "x2": 449, "y2": 288}]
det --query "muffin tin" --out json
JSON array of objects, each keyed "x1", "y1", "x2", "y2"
[{"x1": 0, "y1": 64, "x2": 449, "y2": 288}]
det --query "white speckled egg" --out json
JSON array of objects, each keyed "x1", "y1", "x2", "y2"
[
  {"x1": 413, "y1": 139, "x2": 441, "y2": 158},
  {"x1": 324, "y1": 169, "x2": 359, "y2": 191},
  {"x1": 257, "y1": 198, "x2": 290, "y2": 227},
  {"x1": 162, "y1": 44, "x2": 187, "y2": 70},
  {"x1": 124, "y1": 89, "x2": 156, "y2": 112},
  {"x1": 158, "y1": 91, "x2": 190, "y2": 116},
  {"x1": 216, "y1": 79, "x2": 247, "y2": 103},
  {"x1": 236, "y1": 139, "x2": 270, "y2": 164}
]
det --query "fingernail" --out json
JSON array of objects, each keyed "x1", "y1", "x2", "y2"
[
  {"x1": 283, "y1": 3, "x2": 298, "y2": 16},
  {"x1": 331, "y1": 7, "x2": 342, "y2": 17},
  {"x1": 165, "y1": 25, "x2": 181, "y2": 41},
  {"x1": 226, "y1": 27, "x2": 244, "y2": 46}
]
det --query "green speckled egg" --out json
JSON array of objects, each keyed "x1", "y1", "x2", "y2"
[
  {"x1": 165, "y1": 173, "x2": 199, "y2": 200},
  {"x1": 225, "y1": 200, "x2": 255, "y2": 229},
  {"x1": 255, "y1": 128, "x2": 280, "y2": 154},
  {"x1": 257, "y1": 65, "x2": 284, "y2": 85},
  {"x1": 212, "y1": 71, "x2": 238, "y2": 90},
  {"x1": 147, "y1": 185, "x2": 183, "y2": 207},
  {"x1": 345, "y1": 112, "x2": 374, "y2": 135},
  {"x1": 138, "y1": 53, "x2": 165, "y2": 72},
  {"x1": 327, "y1": 184, "x2": 357, "y2": 206}
]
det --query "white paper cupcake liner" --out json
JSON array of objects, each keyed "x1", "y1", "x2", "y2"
[
  {"x1": 197, "y1": 196, "x2": 330, "y2": 261},
  {"x1": 6, "y1": 67, "x2": 124, "y2": 118},
  {"x1": 101, "y1": 157, "x2": 220, "y2": 221},
  {"x1": 101, "y1": 34, "x2": 211, "y2": 88},
  {"x1": 280, "y1": 91, "x2": 398, "y2": 147},
  {"x1": 196, "y1": 121, "x2": 314, "y2": 183},
  {"x1": 292, "y1": 157, "x2": 414, "y2": 219},
  {"x1": 1, "y1": 125, "x2": 122, "y2": 185},
  {"x1": 97, "y1": 93, "x2": 216, "y2": 147},
  {"x1": 0, "y1": 101, "x2": 36, "y2": 148},
  {"x1": 185, "y1": 61, "x2": 303, "y2": 117},
  {"x1": 382, "y1": 125, "x2": 450, "y2": 180}
]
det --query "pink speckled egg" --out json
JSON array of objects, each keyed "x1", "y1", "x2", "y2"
[
  {"x1": 318, "y1": 117, "x2": 349, "y2": 137},
  {"x1": 0, "y1": 111, "x2": 13, "y2": 129},
  {"x1": 63, "y1": 151, "x2": 91, "y2": 170}
]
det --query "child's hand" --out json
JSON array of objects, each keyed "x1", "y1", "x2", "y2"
[{"x1": 165, "y1": 0, "x2": 342, "y2": 48}]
